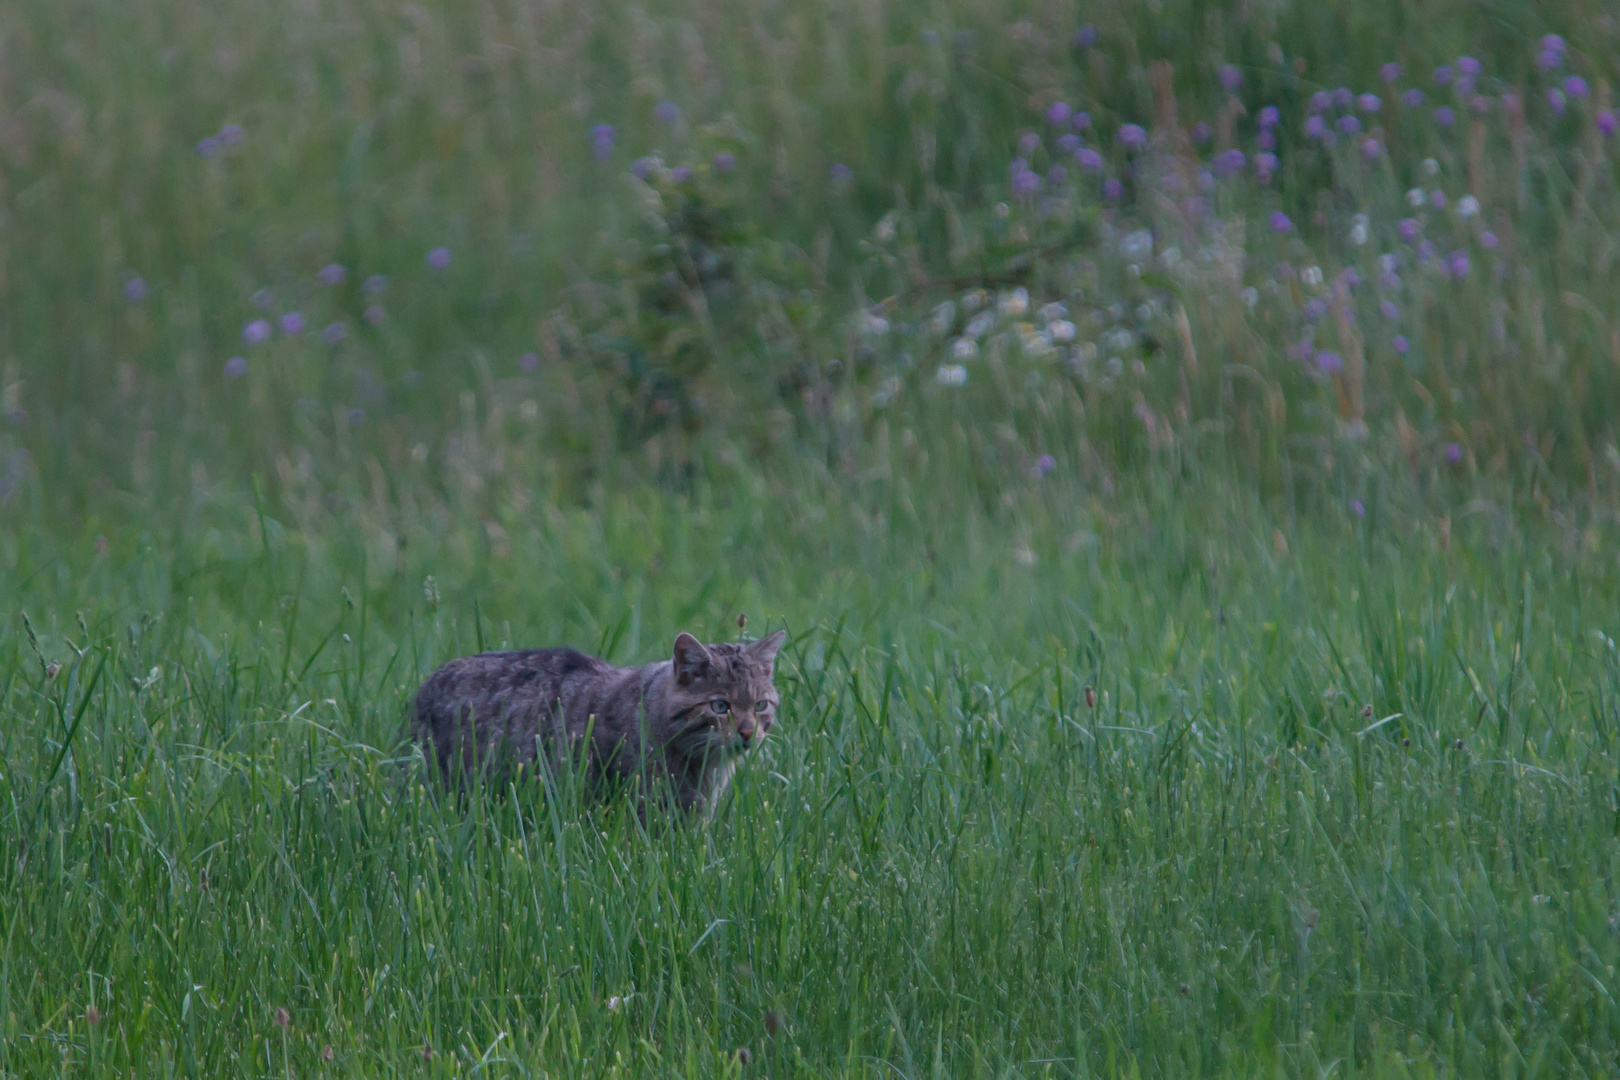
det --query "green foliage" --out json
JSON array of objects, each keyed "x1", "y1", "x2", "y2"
[{"x1": 3, "y1": 0, "x2": 1620, "y2": 1074}]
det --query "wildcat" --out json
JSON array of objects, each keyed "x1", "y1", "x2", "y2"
[{"x1": 412, "y1": 630, "x2": 785, "y2": 813}]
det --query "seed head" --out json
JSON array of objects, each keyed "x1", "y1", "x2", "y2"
[
  {"x1": 764, "y1": 1009, "x2": 782, "y2": 1036},
  {"x1": 735, "y1": 1046, "x2": 753, "y2": 1065},
  {"x1": 321, "y1": 1045, "x2": 335, "y2": 1061},
  {"x1": 274, "y1": 1007, "x2": 291, "y2": 1030},
  {"x1": 738, "y1": 613, "x2": 748, "y2": 630},
  {"x1": 45, "y1": 661, "x2": 61, "y2": 680},
  {"x1": 85, "y1": 1005, "x2": 102, "y2": 1026},
  {"x1": 1084, "y1": 686, "x2": 1096, "y2": 709}
]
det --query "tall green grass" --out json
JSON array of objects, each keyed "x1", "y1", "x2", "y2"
[{"x1": 4, "y1": 0, "x2": 1620, "y2": 1074}]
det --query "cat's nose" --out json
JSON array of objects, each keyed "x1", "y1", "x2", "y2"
[{"x1": 737, "y1": 720, "x2": 757, "y2": 744}]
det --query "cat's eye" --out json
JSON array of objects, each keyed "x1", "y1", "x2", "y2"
[
  {"x1": 754, "y1": 701, "x2": 772, "y2": 714},
  {"x1": 710, "y1": 699, "x2": 730, "y2": 714}
]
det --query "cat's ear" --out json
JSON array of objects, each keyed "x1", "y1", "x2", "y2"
[
  {"x1": 748, "y1": 629, "x2": 787, "y2": 667},
  {"x1": 672, "y1": 632, "x2": 713, "y2": 685}
]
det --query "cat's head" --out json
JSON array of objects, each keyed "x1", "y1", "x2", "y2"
[{"x1": 666, "y1": 630, "x2": 786, "y2": 757}]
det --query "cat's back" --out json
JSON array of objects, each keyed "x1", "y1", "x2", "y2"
[{"x1": 414, "y1": 646, "x2": 611, "y2": 742}]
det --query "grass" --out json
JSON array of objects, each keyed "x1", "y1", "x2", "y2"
[{"x1": 4, "y1": 0, "x2": 1620, "y2": 1074}]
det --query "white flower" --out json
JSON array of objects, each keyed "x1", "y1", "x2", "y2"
[
  {"x1": 1406, "y1": 187, "x2": 1426, "y2": 208},
  {"x1": 1421, "y1": 157, "x2": 1440, "y2": 176},
  {"x1": 1301, "y1": 265, "x2": 1324, "y2": 288},
  {"x1": 1240, "y1": 286, "x2": 1260, "y2": 309},
  {"x1": 929, "y1": 301, "x2": 956, "y2": 335},
  {"x1": 1457, "y1": 195, "x2": 1480, "y2": 219},
  {"x1": 936, "y1": 363, "x2": 968, "y2": 386},
  {"x1": 964, "y1": 312, "x2": 995, "y2": 339},
  {"x1": 1121, "y1": 229, "x2": 1154, "y2": 261},
  {"x1": 1349, "y1": 213, "x2": 1369, "y2": 246},
  {"x1": 874, "y1": 214, "x2": 898, "y2": 242},
  {"x1": 961, "y1": 288, "x2": 987, "y2": 311},
  {"x1": 862, "y1": 313, "x2": 889, "y2": 335},
  {"x1": 1378, "y1": 253, "x2": 1399, "y2": 273},
  {"x1": 1048, "y1": 319, "x2": 1076, "y2": 342},
  {"x1": 998, "y1": 287, "x2": 1029, "y2": 317},
  {"x1": 951, "y1": 338, "x2": 979, "y2": 361},
  {"x1": 1037, "y1": 302, "x2": 1068, "y2": 323}
]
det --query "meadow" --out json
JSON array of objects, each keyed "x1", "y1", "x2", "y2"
[{"x1": 3, "y1": 0, "x2": 1620, "y2": 1074}]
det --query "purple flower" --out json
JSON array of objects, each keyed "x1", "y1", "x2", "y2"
[
  {"x1": 1547, "y1": 88, "x2": 1566, "y2": 115},
  {"x1": 1402, "y1": 88, "x2": 1426, "y2": 108},
  {"x1": 1258, "y1": 105, "x2": 1280, "y2": 128},
  {"x1": 426, "y1": 247, "x2": 452, "y2": 270},
  {"x1": 1046, "y1": 101, "x2": 1071, "y2": 126},
  {"x1": 517, "y1": 352, "x2": 540, "y2": 372},
  {"x1": 1012, "y1": 169, "x2": 1042, "y2": 196},
  {"x1": 1035, "y1": 454, "x2": 1056, "y2": 476},
  {"x1": 713, "y1": 152, "x2": 735, "y2": 173},
  {"x1": 280, "y1": 311, "x2": 305, "y2": 335},
  {"x1": 1444, "y1": 442, "x2": 1463, "y2": 464},
  {"x1": 1074, "y1": 25, "x2": 1097, "y2": 49},
  {"x1": 1257, "y1": 129, "x2": 1276, "y2": 150},
  {"x1": 1270, "y1": 211, "x2": 1293, "y2": 234},
  {"x1": 1455, "y1": 76, "x2": 1476, "y2": 97},
  {"x1": 1381, "y1": 62, "x2": 1403, "y2": 84},
  {"x1": 243, "y1": 319, "x2": 271, "y2": 345},
  {"x1": 654, "y1": 101, "x2": 680, "y2": 125},
  {"x1": 219, "y1": 124, "x2": 245, "y2": 146},
  {"x1": 1077, "y1": 148, "x2": 1104, "y2": 170},
  {"x1": 195, "y1": 137, "x2": 219, "y2": 158},
  {"x1": 1334, "y1": 88, "x2": 1354, "y2": 108},
  {"x1": 1537, "y1": 48, "x2": 1563, "y2": 71},
  {"x1": 1599, "y1": 110, "x2": 1617, "y2": 136},
  {"x1": 1457, "y1": 56, "x2": 1481, "y2": 77},
  {"x1": 1392, "y1": 334, "x2": 1411, "y2": 354},
  {"x1": 1398, "y1": 218, "x2": 1420, "y2": 241},
  {"x1": 1448, "y1": 250, "x2": 1470, "y2": 278},
  {"x1": 1349, "y1": 498, "x2": 1366, "y2": 517},
  {"x1": 1565, "y1": 76, "x2": 1589, "y2": 100},
  {"x1": 1018, "y1": 131, "x2": 1041, "y2": 155},
  {"x1": 1057, "y1": 133, "x2": 1081, "y2": 154},
  {"x1": 1541, "y1": 34, "x2": 1566, "y2": 54},
  {"x1": 1417, "y1": 240, "x2": 1437, "y2": 263},
  {"x1": 1047, "y1": 165, "x2": 1066, "y2": 186},
  {"x1": 124, "y1": 277, "x2": 147, "y2": 303},
  {"x1": 323, "y1": 322, "x2": 347, "y2": 345},
  {"x1": 1428, "y1": 189, "x2": 1446, "y2": 209},
  {"x1": 1436, "y1": 106, "x2": 1456, "y2": 127},
  {"x1": 364, "y1": 305, "x2": 386, "y2": 326},
  {"x1": 1359, "y1": 94, "x2": 1381, "y2": 113},
  {"x1": 347, "y1": 408, "x2": 366, "y2": 427},
  {"x1": 363, "y1": 274, "x2": 389, "y2": 294},
  {"x1": 1190, "y1": 121, "x2": 1212, "y2": 144},
  {"x1": 1072, "y1": 111, "x2": 1092, "y2": 131},
  {"x1": 591, "y1": 124, "x2": 616, "y2": 161},
  {"x1": 830, "y1": 162, "x2": 854, "y2": 186},
  {"x1": 1275, "y1": 261, "x2": 1295, "y2": 281},
  {"x1": 1361, "y1": 137, "x2": 1382, "y2": 160},
  {"x1": 1434, "y1": 65, "x2": 1453, "y2": 86},
  {"x1": 224, "y1": 357, "x2": 248, "y2": 379},
  {"x1": 1255, "y1": 151, "x2": 1279, "y2": 174},
  {"x1": 1103, "y1": 178, "x2": 1124, "y2": 200},
  {"x1": 1339, "y1": 267, "x2": 1361, "y2": 288},
  {"x1": 630, "y1": 156, "x2": 658, "y2": 180},
  {"x1": 1305, "y1": 115, "x2": 1328, "y2": 139},
  {"x1": 669, "y1": 166, "x2": 693, "y2": 183},
  {"x1": 1303, "y1": 298, "x2": 1328, "y2": 321},
  {"x1": 1316, "y1": 350, "x2": 1344, "y2": 373},
  {"x1": 1338, "y1": 115, "x2": 1362, "y2": 134},
  {"x1": 1117, "y1": 124, "x2": 1147, "y2": 148},
  {"x1": 1219, "y1": 64, "x2": 1242, "y2": 92},
  {"x1": 1481, "y1": 231, "x2": 1499, "y2": 249},
  {"x1": 1470, "y1": 96, "x2": 1491, "y2": 115},
  {"x1": 1380, "y1": 300, "x2": 1399, "y2": 319},
  {"x1": 1310, "y1": 90, "x2": 1333, "y2": 112},
  {"x1": 1380, "y1": 270, "x2": 1401, "y2": 291},
  {"x1": 1213, "y1": 149, "x2": 1245, "y2": 176},
  {"x1": 318, "y1": 263, "x2": 347, "y2": 286}
]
